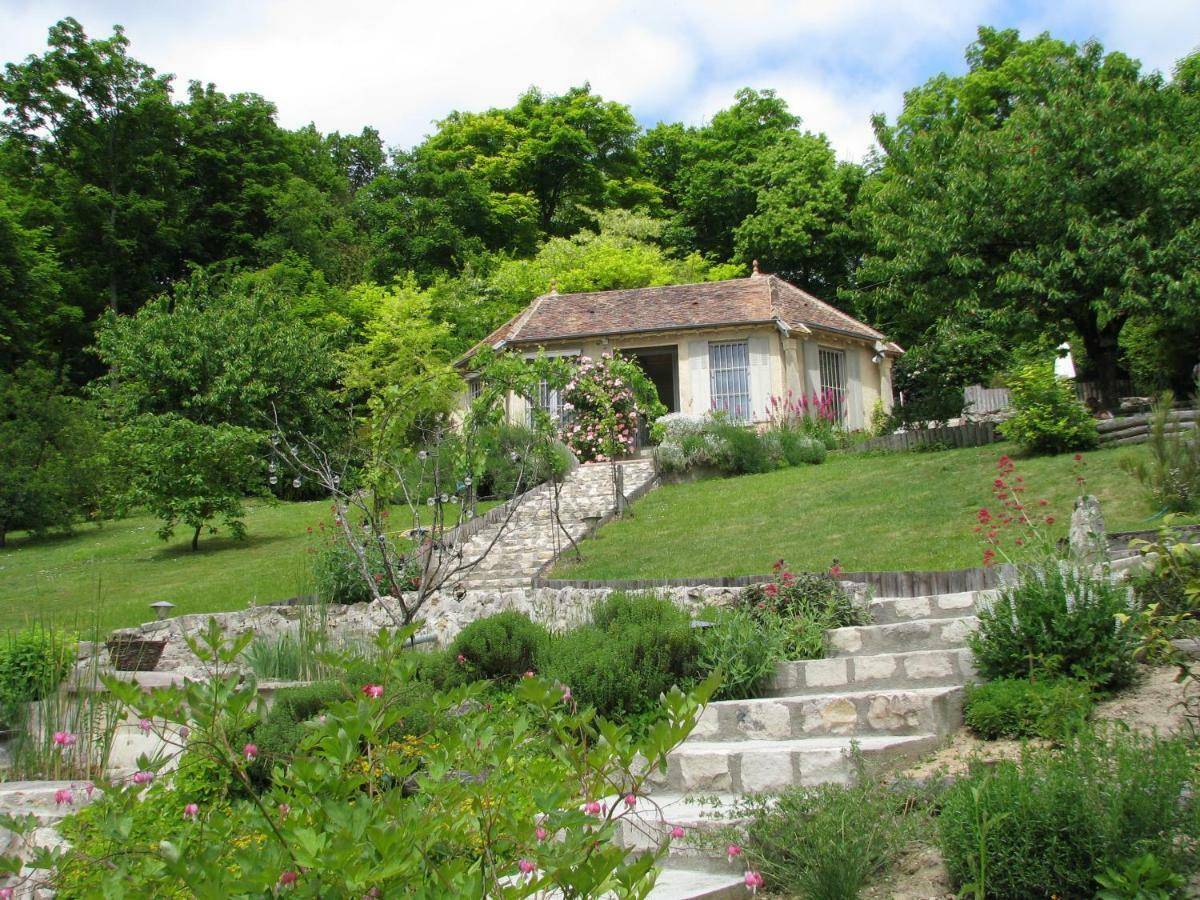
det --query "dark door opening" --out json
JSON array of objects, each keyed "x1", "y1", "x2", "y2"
[{"x1": 625, "y1": 345, "x2": 679, "y2": 413}]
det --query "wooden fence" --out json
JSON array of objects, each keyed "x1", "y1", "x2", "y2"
[
  {"x1": 961, "y1": 380, "x2": 1135, "y2": 416},
  {"x1": 1096, "y1": 408, "x2": 1198, "y2": 446},
  {"x1": 847, "y1": 420, "x2": 1004, "y2": 453},
  {"x1": 535, "y1": 564, "x2": 1014, "y2": 597}
]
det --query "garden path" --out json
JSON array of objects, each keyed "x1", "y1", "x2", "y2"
[
  {"x1": 447, "y1": 459, "x2": 658, "y2": 591},
  {"x1": 626, "y1": 588, "x2": 987, "y2": 899}
]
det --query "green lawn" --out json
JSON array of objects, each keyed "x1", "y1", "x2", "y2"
[
  {"x1": 552, "y1": 442, "x2": 1186, "y2": 581},
  {"x1": 0, "y1": 500, "x2": 489, "y2": 634}
]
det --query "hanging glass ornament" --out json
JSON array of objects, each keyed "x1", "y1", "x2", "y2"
[
  {"x1": 269, "y1": 475, "x2": 278, "y2": 486},
  {"x1": 292, "y1": 477, "x2": 302, "y2": 489},
  {"x1": 268, "y1": 462, "x2": 277, "y2": 474}
]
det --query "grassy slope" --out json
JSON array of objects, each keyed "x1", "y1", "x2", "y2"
[
  {"x1": 553, "y1": 442, "x2": 1184, "y2": 580},
  {"x1": 0, "y1": 500, "x2": 488, "y2": 634}
]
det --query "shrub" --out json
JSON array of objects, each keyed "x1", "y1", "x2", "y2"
[
  {"x1": 939, "y1": 729, "x2": 1200, "y2": 899},
  {"x1": 311, "y1": 537, "x2": 386, "y2": 605},
  {"x1": 538, "y1": 593, "x2": 701, "y2": 719},
  {"x1": 742, "y1": 568, "x2": 868, "y2": 629},
  {"x1": 728, "y1": 779, "x2": 920, "y2": 899},
  {"x1": 999, "y1": 363, "x2": 1098, "y2": 455},
  {"x1": 696, "y1": 607, "x2": 786, "y2": 700},
  {"x1": 777, "y1": 431, "x2": 826, "y2": 466},
  {"x1": 963, "y1": 678, "x2": 1092, "y2": 740},
  {"x1": 0, "y1": 627, "x2": 75, "y2": 728},
  {"x1": 711, "y1": 423, "x2": 772, "y2": 474},
  {"x1": 447, "y1": 612, "x2": 549, "y2": 681},
  {"x1": 969, "y1": 564, "x2": 1138, "y2": 690},
  {"x1": 1120, "y1": 390, "x2": 1200, "y2": 513}
]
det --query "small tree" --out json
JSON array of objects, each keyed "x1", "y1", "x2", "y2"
[
  {"x1": 999, "y1": 363, "x2": 1098, "y2": 455},
  {"x1": 118, "y1": 415, "x2": 262, "y2": 551}
]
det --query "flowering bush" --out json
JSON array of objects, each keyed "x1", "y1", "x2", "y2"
[
  {"x1": 764, "y1": 390, "x2": 844, "y2": 450},
  {"x1": 0, "y1": 620, "x2": 714, "y2": 898},
  {"x1": 561, "y1": 352, "x2": 665, "y2": 463}
]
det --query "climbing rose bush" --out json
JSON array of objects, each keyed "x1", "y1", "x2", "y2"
[
  {"x1": 0, "y1": 621, "x2": 713, "y2": 898},
  {"x1": 562, "y1": 352, "x2": 664, "y2": 463}
]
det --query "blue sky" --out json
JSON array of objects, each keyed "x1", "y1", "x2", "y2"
[{"x1": 3, "y1": 1, "x2": 1198, "y2": 161}]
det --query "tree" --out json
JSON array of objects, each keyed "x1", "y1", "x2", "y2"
[
  {"x1": 851, "y1": 28, "x2": 1200, "y2": 405},
  {"x1": 0, "y1": 364, "x2": 102, "y2": 546},
  {"x1": 92, "y1": 271, "x2": 341, "y2": 547},
  {"x1": 0, "y1": 18, "x2": 183, "y2": 328},
  {"x1": 0, "y1": 180, "x2": 66, "y2": 371},
  {"x1": 640, "y1": 88, "x2": 799, "y2": 262}
]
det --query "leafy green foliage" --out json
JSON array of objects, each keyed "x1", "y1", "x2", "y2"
[
  {"x1": 696, "y1": 606, "x2": 786, "y2": 700},
  {"x1": 939, "y1": 730, "x2": 1200, "y2": 899},
  {"x1": 311, "y1": 535, "x2": 389, "y2": 605},
  {"x1": 538, "y1": 592, "x2": 701, "y2": 719},
  {"x1": 1128, "y1": 524, "x2": 1200, "y2": 626},
  {"x1": 448, "y1": 612, "x2": 549, "y2": 682},
  {"x1": 999, "y1": 364, "x2": 1098, "y2": 454},
  {"x1": 0, "y1": 364, "x2": 106, "y2": 546},
  {"x1": 1095, "y1": 853, "x2": 1186, "y2": 900},
  {"x1": 654, "y1": 413, "x2": 828, "y2": 479},
  {"x1": 33, "y1": 621, "x2": 714, "y2": 897},
  {"x1": 853, "y1": 27, "x2": 1200, "y2": 403},
  {"x1": 0, "y1": 626, "x2": 75, "y2": 728},
  {"x1": 963, "y1": 678, "x2": 1092, "y2": 740},
  {"x1": 968, "y1": 563, "x2": 1138, "y2": 689}
]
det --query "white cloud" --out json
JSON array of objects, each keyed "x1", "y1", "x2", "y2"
[{"x1": 0, "y1": 0, "x2": 1196, "y2": 161}]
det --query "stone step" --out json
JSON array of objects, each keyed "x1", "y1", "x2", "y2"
[
  {"x1": 766, "y1": 648, "x2": 977, "y2": 697},
  {"x1": 645, "y1": 868, "x2": 748, "y2": 900},
  {"x1": 827, "y1": 617, "x2": 978, "y2": 657},
  {"x1": 688, "y1": 686, "x2": 964, "y2": 743},
  {"x1": 613, "y1": 793, "x2": 745, "y2": 865},
  {"x1": 865, "y1": 591, "x2": 986, "y2": 625},
  {"x1": 663, "y1": 733, "x2": 940, "y2": 793}
]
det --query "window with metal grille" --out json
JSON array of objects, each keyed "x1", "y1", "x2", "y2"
[
  {"x1": 818, "y1": 346, "x2": 847, "y2": 423},
  {"x1": 530, "y1": 378, "x2": 566, "y2": 426},
  {"x1": 709, "y1": 340, "x2": 751, "y2": 421},
  {"x1": 467, "y1": 377, "x2": 483, "y2": 401}
]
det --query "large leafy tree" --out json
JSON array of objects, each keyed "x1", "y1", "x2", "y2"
[
  {"x1": 0, "y1": 18, "x2": 182, "y2": 331},
  {"x1": 851, "y1": 28, "x2": 1200, "y2": 403},
  {"x1": 0, "y1": 179, "x2": 66, "y2": 371},
  {"x1": 92, "y1": 272, "x2": 341, "y2": 548}
]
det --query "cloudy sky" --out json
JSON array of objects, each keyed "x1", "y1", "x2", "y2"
[{"x1": 3, "y1": 1, "x2": 1198, "y2": 161}]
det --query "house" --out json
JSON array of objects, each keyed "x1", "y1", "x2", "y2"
[{"x1": 457, "y1": 265, "x2": 902, "y2": 431}]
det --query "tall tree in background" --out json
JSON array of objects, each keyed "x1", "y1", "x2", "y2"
[
  {"x1": 852, "y1": 28, "x2": 1200, "y2": 403},
  {"x1": 0, "y1": 18, "x2": 182, "y2": 329}
]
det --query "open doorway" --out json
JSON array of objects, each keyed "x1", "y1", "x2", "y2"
[{"x1": 625, "y1": 345, "x2": 679, "y2": 413}]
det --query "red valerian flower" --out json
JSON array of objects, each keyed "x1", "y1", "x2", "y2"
[
  {"x1": 982, "y1": 547, "x2": 996, "y2": 567},
  {"x1": 1045, "y1": 515, "x2": 1056, "y2": 525},
  {"x1": 977, "y1": 508, "x2": 992, "y2": 524},
  {"x1": 361, "y1": 684, "x2": 383, "y2": 699},
  {"x1": 763, "y1": 583, "x2": 779, "y2": 598},
  {"x1": 1073, "y1": 453, "x2": 1084, "y2": 462}
]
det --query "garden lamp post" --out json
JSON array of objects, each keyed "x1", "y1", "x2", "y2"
[{"x1": 150, "y1": 601, "x2": 175, "y2": 621}]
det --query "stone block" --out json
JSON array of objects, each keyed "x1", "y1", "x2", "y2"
[
  {"x1": 904, "y1": 653, "x2": 955, "y2": 680},
  {"x1": 797, "y1": 749, "x2": 850, "y2": 786},
  {"x1": 892, "y1": 596, "x2": 932, "y2": 619},
  {"x1": 814, "y1": 697, "x2": 859, "y2": 734},
  {"x1": 804, "y1": 658, "x2": 848, "y2": 688},
  {"x1": 852, "y1": 655, "x2": 897, "y2": 681},
  {"x1": 735, "y1": 702, "x2": 792, "y2": 740},
  {"x1": 739, "y1": 751, "x2": 795, "y2": 792},
  {"x1": 867, "y1": 693, "x2": 923, "y2": 730},
  {"x1": 677, "y1": 753, "x2": 732, "y2": 792},
  {"x1": 827, "y1": 628, "x2": 862, "y2": 654}
]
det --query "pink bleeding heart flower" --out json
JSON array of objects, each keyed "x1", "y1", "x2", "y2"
[
  {"x1": 183, "y1": 803, "x2": 199, "y2": 819},
  {"x1": 178, "y1": 726, "x2": 190, "y2": 740},
  {"x1": 278, "y1": 870, "x2": 298, "y2": 886},
  {"x1": 456, "y1": 654, "x2": 466, "y2": 666},
  {"x1": 745, "y1": 870, "x2": 763, "y2": 893},
  {"x1": 132, "y1": 771, "x2": 154, "y2": 786},
  {"x1": 624, "y1": 793, "x2": 637, "y2": 808},
  {"x1": 361, "y1": 684, "x2": 383, "y2": 699},
  {"x1": 671, "y1": 826, "x2": 685, "y2": 839},
  {"x1": 243, "y1": 743, "x2": 258, "y2": 760},
  {"x1": 584, "y1": 800, "x2": 602, "y2": 816},
  {"x1": 138, "y1": 718, "x2": 152, "y2": 734},
  {"x1": 83, "y1": 782, "x2": 95, "y2": 798},
  {"x1": 0, "y1": 887, "x2": 13, "y2": 900},
  {"x1": 518, "y1": 859, "x2": 536, "y2": 875},
  {"x1": 279, "y1": 803, "x2": 290, "y2": 819},
  {"x1": 523, "y1": 670, "x2": 535, "y2": 679},
  {"x1": 727, "y1": 844, "x2": 743, "y2": 862},
  {"x1": 53, "y1": 731, "x2": 76, "y2": 748},
  {"x1": 535, "y1": 826, "x2": 548, "y2": 841},
  {"x1": 54, "y1": 788, "x2": 73, "y2": 806},
  {"x1": 561, "y1": 685, "x2": 572, "y2": 704}
]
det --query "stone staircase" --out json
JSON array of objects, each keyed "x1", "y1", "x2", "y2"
[
  {"x1": 448, "y1": 459, "x2": 658, "y2": 591},
  {"x1": 621, "y1": 589, "x2": 987, "y2": 899}
]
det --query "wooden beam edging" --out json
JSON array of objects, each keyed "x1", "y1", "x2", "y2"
[{"x1": 533, "y1": 564, "x2": 1016, "y2": 597}]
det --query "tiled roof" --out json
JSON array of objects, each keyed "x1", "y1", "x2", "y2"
[{"x1": 459, "y1": 275, "x2": 901, "y2": 364}]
